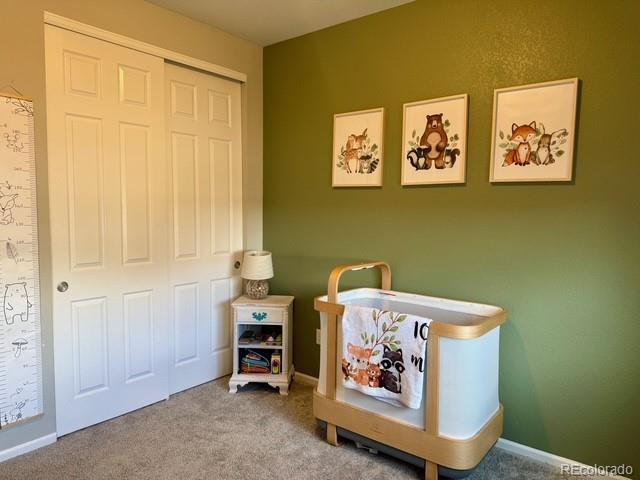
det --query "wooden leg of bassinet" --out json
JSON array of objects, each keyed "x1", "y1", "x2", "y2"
[
  {"x1": 425, "y1": 461, "x2": 438, "y2": 480},
  {"x1": 327, "y1": 423, "x2": 339, "y2": 446}
]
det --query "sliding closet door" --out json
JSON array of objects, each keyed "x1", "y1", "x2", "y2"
[
  {"x1": 165, "y1": 64, "x2": 243, "y2": 394},
  {"x1": 45, "y1": 25, "x2": 169, "y2": 435}
]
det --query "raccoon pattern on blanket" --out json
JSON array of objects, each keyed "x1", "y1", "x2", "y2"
[{"x1": 380, "y1": 345, "x2": 405, "y2": 394}]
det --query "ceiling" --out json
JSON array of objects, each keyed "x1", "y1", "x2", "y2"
[{"x1": 146, "y1": 0, "x2": 414, "y2": 46}]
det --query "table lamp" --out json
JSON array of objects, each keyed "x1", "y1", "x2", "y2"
[{"x1": 241, "y1": 251, "x2": 273, "y2": 299}]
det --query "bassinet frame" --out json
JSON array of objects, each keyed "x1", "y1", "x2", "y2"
[{"x1": 313, "y1": 261, "x2": 507, "y2": 480}]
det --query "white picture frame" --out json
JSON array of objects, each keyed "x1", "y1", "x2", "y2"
[
  {"x1": 489, "y1": 78, "x2": 579, "y2": 182},
  {"x1": 332, "y1": 107, "x2": 384, "y2": 187},
  {"x1": 401, "y1": 94, "x2": 468, "y2": 186}
]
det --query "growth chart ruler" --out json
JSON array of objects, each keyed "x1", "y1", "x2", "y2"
[{"x1": 0, "y1": 93, "x2": 43, "y2": 429}]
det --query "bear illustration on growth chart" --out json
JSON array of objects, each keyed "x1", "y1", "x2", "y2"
[{"x1": 3, "y1": 282, "x2": 32, "y2": 325}]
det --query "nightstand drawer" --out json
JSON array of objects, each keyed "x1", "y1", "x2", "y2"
[{"x1": 236, "y1": 307, "x2": 283, "y2": 324}]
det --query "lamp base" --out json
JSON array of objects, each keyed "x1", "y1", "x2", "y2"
[{"x1": 246, "y1": 279, "x2": 269, "y2": 300}]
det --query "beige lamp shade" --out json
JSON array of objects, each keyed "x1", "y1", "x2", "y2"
[{"x1": 241, "y1": 251, "x2": 273, "y2": 280}]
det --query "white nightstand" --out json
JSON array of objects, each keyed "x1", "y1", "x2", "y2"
[{"x1": 229, "y1": 295, "x2": 294, "y2": 395}]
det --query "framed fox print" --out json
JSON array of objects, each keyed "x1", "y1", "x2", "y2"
[
  {"x1": 333, "y1": 108, "x2": 384, "y2": 187},
  {"x1": 401, "y1": 94, "x2": 468, "y2": 185},
  {"x1": 490, "y1": 78, "x2": 578, "y2": 182}
]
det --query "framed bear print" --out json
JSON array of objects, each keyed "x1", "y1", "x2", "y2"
[
  {"x1": 401, "y1": 94, "x2": 468, "y2": 186},
  {"x1": 490, "y1": 78, "x2": 578, "y2": 182},
  {"x1": 333, "y1": 107, "x2": 384, "y2": 187}
]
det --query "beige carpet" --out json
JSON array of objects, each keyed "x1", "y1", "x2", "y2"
[{"x1": 0, "y1": 378, "x2": 583, "y2": 479}]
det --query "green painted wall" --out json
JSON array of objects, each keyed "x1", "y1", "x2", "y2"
[{"x1": 264, "y1": 0, "x2": 639, "y2": 472}]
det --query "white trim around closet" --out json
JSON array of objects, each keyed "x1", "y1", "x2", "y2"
[
  {"x1": 495, "y1": 439, "x2": 630, "y2": 480},
  {"x1": 43, "y1": 11, "x2": 247, "y2": 83}
]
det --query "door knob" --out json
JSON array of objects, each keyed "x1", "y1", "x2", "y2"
[
  {"x1": 234, "y1": 261, "x2": 241, "y2": 269},
  {"x1": 57, "y1": 281, "x2": 69, "y2": 292}
]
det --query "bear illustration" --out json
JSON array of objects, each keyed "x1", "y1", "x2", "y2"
[
  {"x1": 3, "y1": 282, "x2": 31, "y2": 325},
  {"x1": 419, "y1": 114, "x2": 449, "y2": 169}
]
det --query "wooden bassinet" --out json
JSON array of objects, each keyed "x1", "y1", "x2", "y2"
[{"x1": 313, "y1": 262, "x2": 506, "y2": 480}]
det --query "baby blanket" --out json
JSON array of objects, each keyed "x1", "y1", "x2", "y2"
[{"x1": 341, "y1": 304, "x2": 431, "y2": 409}]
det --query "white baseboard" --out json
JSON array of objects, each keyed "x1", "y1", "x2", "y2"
[
  {"x1": 0, "y1": 433, "x2": 57, "y2": 463},
  {"x1": 496, "y1": 438, "x2": 630, "y2": 479},
  {"x1": 296, "y1": 373, "x2": 629, "y2": 479},
  {"x1": 294, "y1": 372, "x2": 319, "y2": 386}
]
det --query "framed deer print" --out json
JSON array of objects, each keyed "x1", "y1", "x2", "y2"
[
  {"x1": 402, "y1": 94, "x2": 468, "y2": 185},
  {"x1": 333, "y1": 107, "x2": 384, "y2": 187},
  {"x1": 490, "y1": 78, "x2": 578, "y2": 182}
]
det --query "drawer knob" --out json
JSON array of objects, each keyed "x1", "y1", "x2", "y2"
[{"x1": 252, "y1": 312, "x2": 267, "y2": 321}]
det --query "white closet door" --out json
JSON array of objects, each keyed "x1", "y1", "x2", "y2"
[
  {"x1": 166, "y1": 64, "x2": 242, "y2": 394},
  {"x1": 45, "y1": 25, "x2": 169, "y2": 435}
]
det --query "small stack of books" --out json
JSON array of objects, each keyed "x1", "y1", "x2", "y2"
[{"x1": 240, "y1": 350, "x2": 270, "y2": 374}]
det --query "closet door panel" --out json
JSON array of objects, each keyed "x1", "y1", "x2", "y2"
[
  {"x1": 171, "y1": 132, "x2": 199, "y2": 259},
  {"x1": 123, "y1": 290, "x2": 155, "y2": 382},
  {"x1": 46, "y1": 24, "x2": 169, "y2": 436},
  {"x1": 65, "y1": 114, "x2": 105, "y2": 269},
  {"x1": 120, "y1": 122, "x2": 152, "y2": 264},
  {"x1": 210, "y1": 138, "x2": 232, "y2": 255},
  {"x1": 166, "y1": 64, "x2": 242, "y2": 394}
]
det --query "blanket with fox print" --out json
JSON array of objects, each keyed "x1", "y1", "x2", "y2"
[{"x1": 341, "y1": 305, "x2": 430, "y2": 409}]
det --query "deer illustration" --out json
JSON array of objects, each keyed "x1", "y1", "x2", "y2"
[{"x1": 341, "y1": 128, "x2": 368, "y2": 173}]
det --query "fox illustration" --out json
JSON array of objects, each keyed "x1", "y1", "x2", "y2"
[
  {"x1": 346, "y1": 342, "x2": 372, "y2": 386},
  {"x1": 342, "y1": 129, "x2": 368, "y2": 174},
  {"x1": 503, "y1": 121, "x2": 537, "y2": 166}
]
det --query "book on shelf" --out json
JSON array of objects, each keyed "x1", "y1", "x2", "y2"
[
  {"x1": 238, "y1": 330, "x2": 282, "y2": 346},
  {"x1": 239, "y1": 330, "x2": 255, "y2": 344}
]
